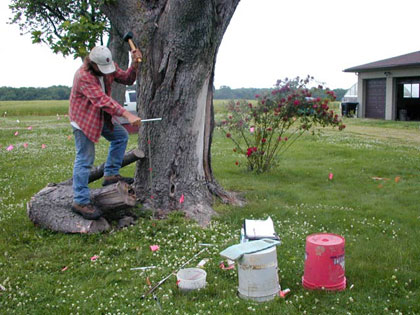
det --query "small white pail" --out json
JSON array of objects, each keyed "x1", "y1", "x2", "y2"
[
  {"x1": 238, "y1": 246, "x2": 280, "y2": 302},
  {"x1": 176, "y1": 268, "x2": 207, "y2": 292}
]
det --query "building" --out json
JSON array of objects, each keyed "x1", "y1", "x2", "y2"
[{"x1": 344, "y1": 51, "x2": 420, "y2": 121}]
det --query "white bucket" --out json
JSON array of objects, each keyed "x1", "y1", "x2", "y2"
[
  {"x1": 238, "y1": 246, "x2": 280, "y2": 302},
  {"x1": 176, "y1": 268, "x2": 207, "y2": 292}
]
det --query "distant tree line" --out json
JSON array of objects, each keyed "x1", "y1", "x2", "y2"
[
  {"x1": 0, "y1": 85, "x2": 348, "y2": 101},
  {"x1": 0, "y1": 86, "x2": 71, "y2": 101},
  {"x1": 214, "y1": 86, "x2": 347, "y2": 101}
]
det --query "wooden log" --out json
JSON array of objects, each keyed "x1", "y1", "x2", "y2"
[
  {"x1": 27, "y1": 148, "x2": 144, "y2": 234},
  {"x1": 27, "y1": 183, "x2": 111, "y2": 234},
  {"x1": 93, "y1": 181, "x2": 136, "y2": 211},
  {"x1": 88, "y1": 148, "x2": 144, "y2": 183},
  {"x1": 27, "y1": 181, "x2": 137, "y2": 234},
  {"x1": 61, "y1": 148, "x2": 145, "y2": 185}
]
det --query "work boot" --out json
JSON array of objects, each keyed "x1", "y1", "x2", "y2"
[
  {"x1": 102, "y1": 174, "x2": 134, "y2": 186},
  {"x1": 71, "y1": 203, "x2": 102, "y2": 220}
]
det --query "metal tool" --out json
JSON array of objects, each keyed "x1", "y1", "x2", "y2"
[
  {"x1": 147, "y1": 277, "x2": 162, "y2": 310},
  {"x1": 123, "y1": 31, "x2": 142, "y2": 63},
  {"x1": 141, "y1": 118, "x2": 162, "y2": 123},
  {"x1": 141, "y1": 247, "x2": 208, "y2": 299},
  {"x1": 130, "y1": 266, "x2": 156, "y2": 271}
]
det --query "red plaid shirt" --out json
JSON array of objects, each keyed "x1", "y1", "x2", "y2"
[{"x1": 69, "y1": 62, "x2": 137, "y2": 142}]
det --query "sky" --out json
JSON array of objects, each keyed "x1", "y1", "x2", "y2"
[{"x1": 1, "y1": 0, "x2": 420, "y2": 90}]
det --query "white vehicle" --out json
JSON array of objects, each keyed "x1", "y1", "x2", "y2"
[
  {"x1": 116, "y1": 90, "x2": 139, "y2": 131},
  {"x1": 123, "y1": 90, "x2": 138, "y2": 113}
]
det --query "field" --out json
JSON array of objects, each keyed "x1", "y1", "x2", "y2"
[{"x1": 0, "y1": 100, "x2": 419, "y2": 314}]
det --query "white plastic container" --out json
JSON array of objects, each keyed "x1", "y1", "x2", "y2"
[
  {"x1": 238, "y1": 246, "x2": 280, "y2": 302},
  {"x1": 176, "y1": 268, "x2": 207, "y2": 292}
]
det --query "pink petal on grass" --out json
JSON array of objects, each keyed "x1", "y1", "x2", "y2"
[
  {"x1": 41, "y1": 144, "x2": 46, "y2": 149},
  {"x1": 14, "y1": 131, "x2": 19, "y2": 136},
  {"x1": 179, "y1": 194, "x2": 185, "y2": 204},
  {"x1": 23, "y1": 143, "x2": 28, "y2": 148},
  {"x1": 61, "y1": 266, "x2": 68, "y2": 272},
  {"x1": 6, "y1": 145, "x2": 14, "y2": 151},
  {"x1": 328, "y1": 173, "x2": 334, "y2": 180},
  {"x1": 150, "y1": 245, "x2": 160, "y2": 252},
  {"x1": 90, "y1": 255, "x2": 99, "y2": 261},
  {"x1": 27, "y1": 126, "x2": 32, "y2": 130}
]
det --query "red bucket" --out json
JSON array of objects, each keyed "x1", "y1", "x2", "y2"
[{"x1": 302, "y1": 233, "x2": 346, "y2": 291}]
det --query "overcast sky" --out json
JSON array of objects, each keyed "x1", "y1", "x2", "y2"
[{"x1": 1, "y1": 0, "x2": 420, "y2": 90}]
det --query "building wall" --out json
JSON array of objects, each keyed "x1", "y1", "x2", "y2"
[{"x1": 356, "y1": 67, "x2": 420, "y2": 120}]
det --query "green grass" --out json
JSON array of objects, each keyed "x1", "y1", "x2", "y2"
[
  {"x1": 0, "y1": 104, "x2": 419, "y2": 314},
  {"x1": 0, "y1": 100, "x2": 69, "y2": 116}
]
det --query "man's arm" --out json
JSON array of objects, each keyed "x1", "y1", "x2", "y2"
[
  {"x1": 122, "y1": 110, "x2": 141, "y2": 126},
  {"x1": 114, "y1": 49, "x2": 143, "y2": 85}
]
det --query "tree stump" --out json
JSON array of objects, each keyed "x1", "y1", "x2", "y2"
[{"x1": 27, "y1": 149, "x2": 144, "y2": 234}]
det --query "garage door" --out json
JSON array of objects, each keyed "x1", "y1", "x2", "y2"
[{"x1": 365, "y1": 79, "x2": 386, "y2": 119}]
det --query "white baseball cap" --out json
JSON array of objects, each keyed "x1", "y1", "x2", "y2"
[{"x1": 89, "y1": 46, "x2": 116, "y2": 74}]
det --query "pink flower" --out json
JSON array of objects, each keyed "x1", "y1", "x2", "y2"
[
  {"x1": 14, "y1": 131, "x2": 19, "y2": 136},
  {"x1": 328, "y1": 173, "x2": 334, "y2": 180},
  {"x1": 179, "y1": 194, "x2": 184, "y2": 204},
  {"x1": 250, "y1": 127, "x2": 255, "y2": 133},
  {"x1": 90, "y1": 255, "x2": 99, "y2": 261},
  {"x1": 6, "y1": 145, "x2": 14, "y2": 151},
  {"x1": 27, "y1": 126, "x2": 32, "y2": 130},
  {"x1": 41, "y1": 144, "x2": 46, "y2": 149},
  {"x1": 150, "y1": 245, "x2": 160, "y2": 252},
  {"x1": 293, "y1": 100, "x2": 300, "y2": 106},
  {"x1": 23, "y1": 143, "x2": 28, "y2": 148}
]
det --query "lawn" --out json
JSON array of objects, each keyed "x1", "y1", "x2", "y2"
[{"x1": 0, "y1": 100, "x2": 419, "y2": 314}]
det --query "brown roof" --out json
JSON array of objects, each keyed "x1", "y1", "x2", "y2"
[{"x1": 344, "y1": 51, "x2": 420, "y2": 72}]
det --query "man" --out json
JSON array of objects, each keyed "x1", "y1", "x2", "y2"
[{"x1": 69, "y1": 46, "x2": 142, "y2": 220}]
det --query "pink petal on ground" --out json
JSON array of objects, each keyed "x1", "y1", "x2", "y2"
[
  {"x1": 23, "y1": 143, "x2": 28, "y2": 148},
  {"x1": 27, "y1": 126, "x2": 32, "y2": 130},
  {"x1": 41, "y1": 144, "x2": 46, "y2": 149},
  {"x1": 90, "y1": 255, "x2": 99, "y2": 261},
  {"x1": 61, "y1": 266, "x2": 68, "y2": 271},
  {"x1": 328, "y1": 173, "x2": 334, "y2": 180},
  {"x1": 150, "y1": 245, "x2": 160, "y2": 252},
  {"x1": 179, "y1": 194, "x2": 184, "y2": 204},
  {"x1": 6, "y1": 145, "x2": 14, "y2": 151},
  {"x1": 14, "y1": 131, "x2": 19, "y2": 136}
]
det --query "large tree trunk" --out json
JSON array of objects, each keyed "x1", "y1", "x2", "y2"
[{"x1": 102, "y1": 0, "x2": 241, "y2": 226}]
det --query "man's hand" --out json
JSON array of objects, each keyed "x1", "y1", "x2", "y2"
[
  {"x1": 131, "y1": 49, "x2": 143, "y2": 68},
  {"x1": 122, "y1": 111, "x2": 141, "y2": 126}
]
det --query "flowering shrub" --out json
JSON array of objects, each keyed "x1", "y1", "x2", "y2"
[{"x1": 219, "y1": 76, "x2": 345, "y2": 173}]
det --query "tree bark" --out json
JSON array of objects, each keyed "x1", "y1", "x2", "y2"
[{"x1": 102, "y1": 0, "x2": 242, "y2": 226}]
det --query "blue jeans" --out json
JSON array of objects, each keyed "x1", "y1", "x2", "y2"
[{"x1": 72, "y1": 123, "x2": 129, "y2": 205}]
